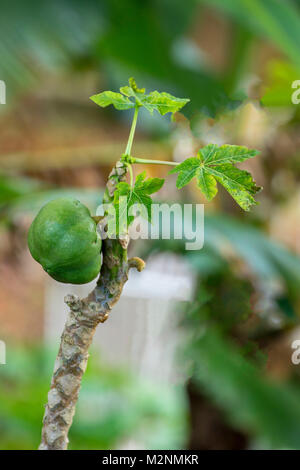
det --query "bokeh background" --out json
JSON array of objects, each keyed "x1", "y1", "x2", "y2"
[{"x1": 1, "y1": 0, "x2": 300, "y2": 450}]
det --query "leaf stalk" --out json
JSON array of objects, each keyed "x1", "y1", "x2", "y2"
[
  {"x1": 124, "y1": 106, "x2": 139, "y2": 156},
  {"x1": 130, "y1": 157, "x2": 179, "y2": 166}
]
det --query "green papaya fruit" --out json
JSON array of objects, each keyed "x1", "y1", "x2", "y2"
[{"x1": 28, "y1": 197, "x2": 102, "y2": 284}]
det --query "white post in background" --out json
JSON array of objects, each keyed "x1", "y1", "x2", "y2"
[
  {"x1": 0, "y1": 340, "x2": 6, "y2": 364},
  {"x1": 0, "y1": 81, "x2": 6, "y2": 104},
  {"x1": 44, "y1": 253, "x2": 194, "y2": 383}
]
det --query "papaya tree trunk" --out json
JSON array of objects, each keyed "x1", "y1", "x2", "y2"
[{"x1": 39, "y1": 161, "x2": 145, "y2": 450}]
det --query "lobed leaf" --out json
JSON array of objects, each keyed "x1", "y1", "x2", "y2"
[
  {"x1": 196, "y1": 167, "x2": 218, "y2": 201},
  {"x1": 90, "y1": 91, "x2": 134, "y2": 111},
  {"x1": 113, "y1": 172, "x2": 164, "y2": 235},
  {"x1": 207, "y1": 164, "x2": 260, "y2": 211},
  {"x1": 169, "y1": 143, "x2": 261, "y2": 211},
  {"x1": 139, "y1": 91, "x2": 190, "y2": 116},
  {"x1": 199, "y1": 144, "x2": 259, "y2": 165},
  {"x1": 91, "y1": 78, "x2": 189, "y2": 116},
  {"x1": 169, "y1": 158, "x2": 199, "y2": 189}
]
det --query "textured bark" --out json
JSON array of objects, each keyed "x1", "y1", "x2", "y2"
[{"x1": 39, "y1": 160, "x2": 144, "y2": 450}]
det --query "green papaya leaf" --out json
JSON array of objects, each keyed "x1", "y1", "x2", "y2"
[
  {"x1": 196, "y1": 167, "x2": 218, "y2": 201},
  {"x1": 139, "y1": 90, "x2": 190, "y2": 115},
  {"x1": 89, "y1": 91, "x2": 134, "y2": 111},
  {"x1": 90, "y1": 78, "x2": 189, "y2": 116},
  {"x1": 170, "y1": 144, "x2": 261, "y2": 211},
  {"x1": 112, "y1": 171, "x2": 164, "y2": 235},
  {"x1": 207, "y1": 164, "x2": 261, "y2": 210},
  {"x1": 168, "y1": 158, "x2": 199, "y2": 189},
  {"x1": 199, "y1": 143, "x2": 259, "y2": 165}
]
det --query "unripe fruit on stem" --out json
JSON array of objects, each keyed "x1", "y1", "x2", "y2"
[{"x1": 28, "y1": 197, "x2": 102, "y2": 284}]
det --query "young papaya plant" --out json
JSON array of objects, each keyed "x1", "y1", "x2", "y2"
[{"x1": 29, "y1": 78, "x2": 262, "y2": 450}]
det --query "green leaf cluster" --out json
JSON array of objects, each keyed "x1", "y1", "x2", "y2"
[
  {"x1": 170, "y1": 144, "x2": 261, "y2": 211},
  {"x1": 112, "y1": 171, "x2": 164, "y2": 235},
  {"x1": 90, "y1": 77, "x2": 189, "y2": 116}
]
